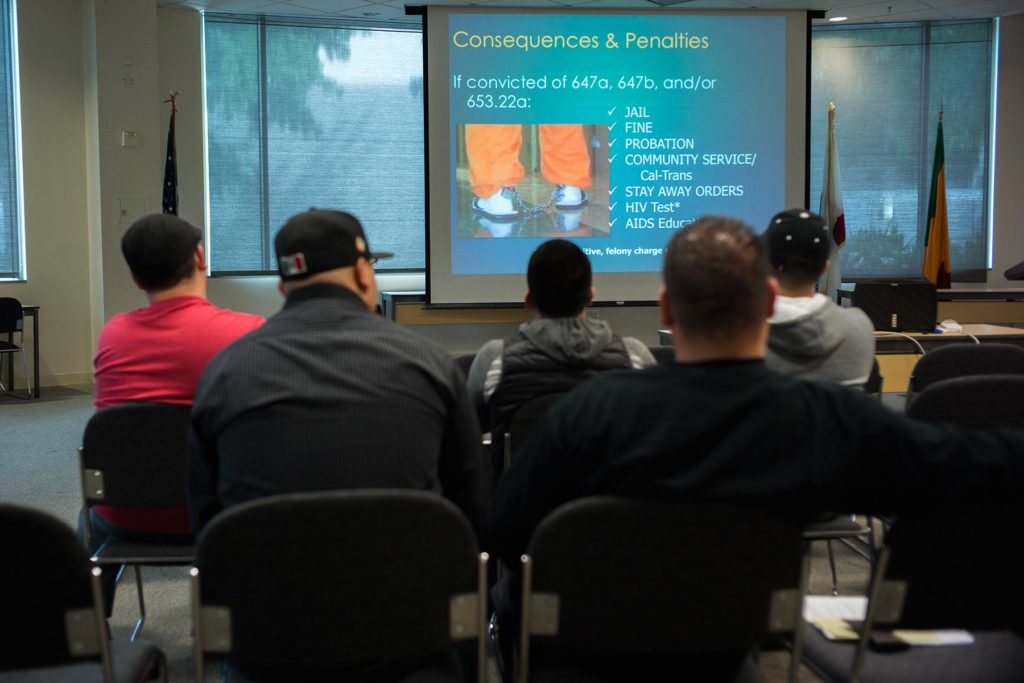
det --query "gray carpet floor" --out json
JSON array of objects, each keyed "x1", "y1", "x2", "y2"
[{"x1": 1, "y1": 384, "x2": 894, "y2": 682}]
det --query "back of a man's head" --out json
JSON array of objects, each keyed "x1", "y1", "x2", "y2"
[
  {"x1": 527, "y1": 239, "x2": 592, "y2": 317},
  {"x1": 763, "y1": 209, "x2": 831, "y2": 288},
  {"x1": 121, "y1": 214, "x2": 202, "y2": 292},
  {"x1": 663, "y1": 216, "x2": 771, "y2": 340}
]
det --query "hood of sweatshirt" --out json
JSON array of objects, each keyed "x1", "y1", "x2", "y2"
[
  {"x1": 767, "y1": 294, "x2": 845, "y2": 358},
  {"x1": 518, "y1": 317, "x2": 616, "y2": 364}
]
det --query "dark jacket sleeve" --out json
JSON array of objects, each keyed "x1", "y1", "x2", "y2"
[{"x1": 439, "y1": 363, "x2": 491, "y2": 537}]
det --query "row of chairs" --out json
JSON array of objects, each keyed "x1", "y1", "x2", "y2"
[{"x1": 6, "y1": 490, "x2": 1023, "y2": 683}]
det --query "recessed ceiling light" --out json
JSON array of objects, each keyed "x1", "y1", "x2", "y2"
[
  {"x1": 825, "y1": 9, "x2": 848, "y2": 22},
  {"x1": 828, "y1": 15, "x2": 848, "y2": 22}
]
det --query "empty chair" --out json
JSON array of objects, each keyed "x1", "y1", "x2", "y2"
[
  {"x1": 907, "y1": 374, "x2": 1024, "y2": 428},
  {"x1": 0, "y1": 296, "x2": 31, "y2": 398},
  {"x1": 192, "y1": 489, "x2": 488, "y2": 682},
  {"x1": 647, "y1": 344, "x2": 676, "y2": 366},
  {"x1": 518, "y1": 497, "x2": 807, "y2": 682},
  {"x1": 0, "y1": 503, "x2": 165, "y2": 683},
  {"x1": 906, "y1": 342, "x2": 1024, "y2": 407},
  {"x1": 79, "y1": 403, "x2": 195, "y2": 639},
  {"x1": 802, "y1": 501, "x2": 1024, "y2": 683}
]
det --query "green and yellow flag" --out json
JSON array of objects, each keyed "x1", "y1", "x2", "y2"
[{"x1": 923, "y1": 115, "x2": 951, "y2": 288}]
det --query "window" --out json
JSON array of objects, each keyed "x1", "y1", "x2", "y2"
[
  {"x1": 809, "y1": 21, "x2": 993, "y2": 281},
  {"x1": 204, "y1": 14, "x2": 424, "y2": 274},
  {"x1": 0, "y1": 0, "x2": 22, "y2": 280}
]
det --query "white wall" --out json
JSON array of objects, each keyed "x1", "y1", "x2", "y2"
[{"x1": 2, "y1": 6, "x2": 1021, "y2": 387}]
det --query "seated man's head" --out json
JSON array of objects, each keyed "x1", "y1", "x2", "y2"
[
  {"x1": 274, "y1": 209, "x2": 392, "y2": 310},
  {"x1": 121, "y1": 214, "x2": 205, "y2": 296},
  {"x1": 661, "y1": 216, "x2": 775, "y2": 357},
  {"x1": 763, "y1": 209, "x2": 831, "y2": 293},
  {"x1": 526, "y1": 239, "x2": 594, "y2": 318}
]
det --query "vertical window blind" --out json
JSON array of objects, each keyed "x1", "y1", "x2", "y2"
[
  {"x1": 809, "y1": 21, "x2": 993, "y2": 281},
  {"x1": 204, "y1": 14, "x2": 425, "y2": 274},
  {"x1": 0, "y1": 0, "x2": 22, "y2": 280}
]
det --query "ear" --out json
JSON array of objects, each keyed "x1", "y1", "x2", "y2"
[
  {"x1": 277, "y1": 279, "x2": 287, "y2": 297},
  {"x1": 587, "y1": 286, "x2": 595, "y2": 306},
  {"x1": 766, "y1": 276, "x2": 779, "y2": 319},
  {"x1": 194, "y1": 243, "x2": 207, "y2": 272},
  {"x1": 658, "y1": 285, "x2": 673, "y2": 328},
  {"x1": 524, "y1": 290, "x2": 536, "y2": 311},
  {"x1": 354, "y1": 258, "x2": 374, "y2": 292}
]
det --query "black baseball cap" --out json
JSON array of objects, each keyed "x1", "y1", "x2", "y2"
[
  {"x1": 274, "y1": 209, "x2": 393, "y2": 281},
  {"x1": 764, "y1": 208, "x2": 831, "y2": 272}
]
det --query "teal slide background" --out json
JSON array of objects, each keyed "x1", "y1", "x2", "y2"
[{"x1": 448, "y1": 13, "x2": 787, "y2": 275}]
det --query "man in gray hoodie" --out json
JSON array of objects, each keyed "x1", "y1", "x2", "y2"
[
  {"x1": 764, "y1": 209, "x2": 875, "y2": 386},
  {"x1": 467, "y1": 239, "x2": 655, "y2": 469}
]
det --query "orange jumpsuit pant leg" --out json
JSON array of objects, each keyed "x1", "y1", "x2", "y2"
[
  {"x1": 538, "y1": 124, "x2": 591, "y2": 189},
  {"x1": 466, "y1": 124, "x2": 526, "y2": 199}
]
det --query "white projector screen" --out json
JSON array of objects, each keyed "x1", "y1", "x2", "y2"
[{"x1": 423, "y1": 7, "x2": 810, "y2": 306}]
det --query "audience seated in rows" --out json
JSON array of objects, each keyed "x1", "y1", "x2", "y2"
[
  {"x1": 85, "y1": 214, "x2": 264, "y2": 611},
  {"x1": 764, "y1": 208, "x2": 875, "y2": 386},
  {"x1": 185, "y1": 209, "x2": 487, "y2": 537},
  {"x1": 466, "y1": 239, "x2": 654, "y2": 470},
  {"x1": 488, "y1": 215, "x2": 1024, "y2": 676}
]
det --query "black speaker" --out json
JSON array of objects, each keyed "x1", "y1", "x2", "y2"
[{"x1": 851, "y1": 280, "x2": 937, "y2": 333}]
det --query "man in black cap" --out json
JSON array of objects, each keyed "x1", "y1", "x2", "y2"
[
  {"x1": 186, "y1": 210, "x2": 486, "y2": 534},
  {"x1": 763, "y1": 208, "x2": 875, "y2": 386}
]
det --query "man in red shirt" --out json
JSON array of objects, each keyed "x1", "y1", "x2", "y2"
[{"x1": 87, "y1": 214, "x2": 263, "y2": 608}]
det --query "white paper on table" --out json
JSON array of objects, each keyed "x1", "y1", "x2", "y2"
[{"x1": 803, "y1": 595, "x2": 868, "y2": 622}]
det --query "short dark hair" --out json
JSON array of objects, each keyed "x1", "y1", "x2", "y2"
[
  {"x1": 663, "y1": 216, "x2": 771, "y2": 340},
  {"x1": 121, "y1": 214, "x2": 203, "y2": 292},
  {"x1": 527, "y1": 239, "x2": 592, "y2": 317}
]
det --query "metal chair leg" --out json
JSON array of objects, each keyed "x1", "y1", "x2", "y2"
[
  {"x1": 826, "y1": 540, "x2": 839, "y2": 595},
  {"x1": 131, "y1": 565, "x2": 146, "y2": 641}
]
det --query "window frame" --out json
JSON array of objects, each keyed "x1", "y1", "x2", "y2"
[{"x1": 0, "y1": 0, "x2": 25, "y2": 282}]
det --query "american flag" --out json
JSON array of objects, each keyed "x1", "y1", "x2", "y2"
[{"x1": 162, "y1": 100, "x2": 178, "y2": 215}]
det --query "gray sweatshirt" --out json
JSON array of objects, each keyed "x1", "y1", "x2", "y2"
[{"x1": 766, "y1": 294, "x2": 876, "y2": 386}]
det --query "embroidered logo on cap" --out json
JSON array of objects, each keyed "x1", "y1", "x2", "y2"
[{"x1": 280, "y1": 252, "x2": 308, "y2": 276}]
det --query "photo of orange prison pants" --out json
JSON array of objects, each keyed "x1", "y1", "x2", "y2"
[{"x1": 466, "y1": 124, "x2": 592, "y2": 199}]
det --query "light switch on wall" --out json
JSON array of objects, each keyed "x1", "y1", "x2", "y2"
[{"x1": 121, "y1": 131, "x2": 138, "y2": 147}]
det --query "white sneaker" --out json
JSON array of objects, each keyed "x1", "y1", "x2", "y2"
[
  {"x1": 472, "y1": 187, "x2": 521, "y2": 221},
  {"x1": 553, "y1": 184, "x2": 588, "y2": 210}
]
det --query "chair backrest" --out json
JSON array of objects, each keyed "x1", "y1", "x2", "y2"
[
  {"x1": 871, "y1": 500, "x2": 1024, "y2": 632},
  {"x1": 907, "y1": 374, "x2": 1024, "y2": 428},
  {"x1": 0, "y1": 503, "x2": 110, "y2": 673},
  {"x1": 863, "y1": 357, "x2": 883, "y2": 398},
  {"x1": 453, "y1": 352, "x2": 476, "y2": 379},
  {"x1": 80, "y1": 403, "x2": 192, "y2": 508},
  {"x1": 907, "y1": 342, "x2": 1024, "y2": 397},
  {"x1": 648, "y1": 345, "x2": 676, "y2": 366},
  {"x1": 503, "y1": 391, "x2": 566, "y2": 471},
  {"x1": 193, "y1": 490, "x2": 486, "y2": 671},
  {"x1": 522, "y1": 497, "x2": 805, "y2": 655},
  {"x1": 0, "y1": 296, "x2": 23, "y2": 334}
]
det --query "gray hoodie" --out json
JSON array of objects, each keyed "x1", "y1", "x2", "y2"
[
  {"x1": 766, "y1": 294, "x2": 875, "y2": 386},
  {"x1": 466, "y1": 318, "x2": 655, "y2": 420}
]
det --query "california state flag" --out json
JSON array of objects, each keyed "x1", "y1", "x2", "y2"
[{"x1": 819, "y1": 102, "x2": 845, "y2": 301}]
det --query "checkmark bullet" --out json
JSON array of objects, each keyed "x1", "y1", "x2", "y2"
[
  {"x1": 609, "y1": 122, "x2": 618, "y2": 131},
  {"x1": 609, "y1": 186, "x2": 617, "y2": 195},
  {"x1": 608, "y1": 106, "x2": 617, "y2": 116},
  {"x1": 610, "y1": 218, "x2": 618, "y2": 228},
  {"x1": 609, "y1": 154, "x2": 617, "y2": 164},
  {"x1": 609, "y1": 202, "x2": 617, "y2": 211},
  {"x1": 609, "y1": 139, "x2": 617, "y2": 148}
]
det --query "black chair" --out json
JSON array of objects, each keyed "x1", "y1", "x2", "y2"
[
  {"x1": 519, "y1": 497, "x2": 808, "y2": 683},
  {"x1": 0, "y1": 503, "x2": 166, "y2": 682},
  {"x1": 191, "y1": 490, "x2": 488, "y2": 682},
  {"x1": 907, "y1": 374, "x2": 1024, "y2": 427},
  {"x1": 454, "y1": 352, "x2": 476, "y2": 380},
  {"x1": 648, "y1": 344, "x2": 676, "y2": 366},
  {"x1": 864, "y1": 358, "x2": 883, "y2": 399},
  {"x1": 79, "y1": 403, "x2": 195, "y2": 640},
  {"x1": 905, "y1": 342, "x2": 1024, "y2": 407},
  {"x1": 0, "y1": 296, "x2": 31, "y2": 399},
  {"x1": 502, "y1": 392, "x2": 565, "y2": 473},
  {"x1": 802, "y1": 502, "x2": 1024, "y2": 683}
]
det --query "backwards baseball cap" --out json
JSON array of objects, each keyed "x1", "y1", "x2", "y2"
[
  {"x1": 764, "y1": 208, "x2": 831, "y2": 274},
  {"x1": 274, "y1": 209, "x2": 393, "y2": 281}
]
